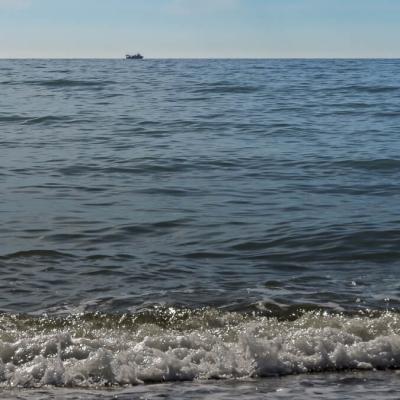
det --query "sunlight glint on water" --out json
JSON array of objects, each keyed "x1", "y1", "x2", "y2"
[{"x1": 1, "y1": 59, "x2": 400, "y2": 398}]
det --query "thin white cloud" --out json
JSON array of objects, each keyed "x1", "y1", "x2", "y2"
[
  {"x1": 0, "y1": 0, "x2": 30, "y2": 9},
  {"x1": 167, "y1": 0, "x2": 240, "y2": 15}
]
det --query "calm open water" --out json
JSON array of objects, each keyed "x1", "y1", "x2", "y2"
[{"x1": 1, "y1": 59, "x2": 400, "y2": 399}]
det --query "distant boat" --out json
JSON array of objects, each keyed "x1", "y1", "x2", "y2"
[{"x1": 125, "y1": 53, "x2": 143, "y2": 60}]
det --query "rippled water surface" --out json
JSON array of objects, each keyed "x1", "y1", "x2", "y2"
[{"x1": 1, "y1": 59, "x2": 400, "y2": 398}]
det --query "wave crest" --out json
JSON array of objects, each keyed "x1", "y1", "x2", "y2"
[{"x1": 1, "y1": 310, "x2": 400, "y2": 387}]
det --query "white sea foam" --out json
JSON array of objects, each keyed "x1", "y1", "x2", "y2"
[{"x1": 1, "y1": 310, "x2": 400, "y2": 388}]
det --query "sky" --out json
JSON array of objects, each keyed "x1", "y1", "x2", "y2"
[{"x1": 0, "y1": 0, "x2": 400, "y2": 58}]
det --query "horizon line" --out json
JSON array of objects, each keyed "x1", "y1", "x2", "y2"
[{"x1": 1, "y1": 57, "x2": 400, "y2": 60}]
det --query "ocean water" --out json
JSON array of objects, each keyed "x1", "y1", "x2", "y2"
[{"x1": 1, "y1": 59, "x2": 400, "y2": 398}]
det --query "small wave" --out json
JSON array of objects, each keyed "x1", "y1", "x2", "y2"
[
  {"x1": 85, "y1": 253, "x2": 136, "y2": 261},
  {"x1": 86, "y1": 219, "x2": 193, "y2": 242},
  {"x1": 183, "y1": 251, "x2": 230, "y2": 259},
  {"x1": 0, "y1": 115, "x2": 84, "y2": 125},
  {"x1": 152, "y1": 219, "x2": 193, "y2": 229},
  {"x1": 179, "y1": 96, "x2": 210, "y2": 102},
  {"x1": 119, "y1": 219, "x2": 193, "y2": 233},
  {"x1": 22, "y1": 116, "x2": 72, "y2": 125},
  {"x1": 192, "y1": 82, "x2": 260, "y2": 94},
  {"x1": 42, "y1": 233, "x2": 88, "y2": 243},
  {"x1": 323, "y1": 85, "x2": 399, "y2": 94},
  {"x1": 57, "y1": 165, "x2": 100, "y2": 176},
  {"x1": 0, "y1": 309, "x2": 400, "y2": 388},
  {"x1": 0, "y1": 115, "x2": 27, "y2": 123},
  {"x1": 374, "y1": 111, "x2": 400, "y2": 117},
  {"x1": 0, "y1": 250, "x2": 75, "y2": 260},
  {"x1": 57, "y1": 163, "x2": 193, "y2": 176},
  {"x1": 22, "y1": 79, "x2": 116, "y2": 88},
  {"x1": 348, "y1": 85, "x2": 399, "y2": 93},
  {"x1": 228, "y1": 227, "x2": 400, "y2": 263},
  {"x1": 336, "y1": 159, "x2": 400, "y2": 171},
  {"x1": 139, "y1": 188, "x2": 197, "y2": 196}
]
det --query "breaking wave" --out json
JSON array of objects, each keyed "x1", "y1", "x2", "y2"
[{"x1": 1, "y1": 309, "x2": 400, "y2": 388}]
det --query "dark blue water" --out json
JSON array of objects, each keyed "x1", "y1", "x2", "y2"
[{"x1": 1, "y1": 59, "x2": 400, "y2": 398}]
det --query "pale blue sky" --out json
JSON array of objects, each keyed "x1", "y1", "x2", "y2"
[{"x1": 1, "y1": 0, "x2": 400, "y2": 58}]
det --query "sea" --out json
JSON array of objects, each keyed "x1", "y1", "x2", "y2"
[{"x1": 1, "y1": 59, "x2": 400, "y2": 399}]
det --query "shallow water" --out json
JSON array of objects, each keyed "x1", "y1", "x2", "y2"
[
  {"x1": 1, "y1": 59, "x2": 400, "y2": 398},
  {"x1": 4, "y1": 372, "x2": 400, "y2": 400}
]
